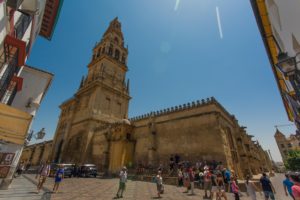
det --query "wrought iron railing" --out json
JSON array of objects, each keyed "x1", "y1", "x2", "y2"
[
  {"x1": 15, "y1": 13, "x2": 32, "y2": 40},
  {"x1": 0, "y1": 52, "x2": 19, "y2": 100},
  {"x1": 6, "y1": 83, "x2": 18, "y2": 105}
]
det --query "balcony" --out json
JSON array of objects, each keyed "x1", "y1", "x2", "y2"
[
  {"x1": 4, "y1": 35, "x2": 26, "y2": 67},
  {"x1": 15, "y1": 14, "x2": 32, "y2": 40},
  {"x1": 0, "y1": 53, "x2": 19, "y2": 100},
  {"x1": 6, "y1": 0, "x2": 24, "y2": 10}
]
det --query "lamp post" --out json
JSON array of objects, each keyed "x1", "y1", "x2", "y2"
[
  {"x1": 276, "y1": 52, "x2": 300, "y2": 76},
  {"x1": 25, "y1": 128, "x2": 46, "y2": 145}
]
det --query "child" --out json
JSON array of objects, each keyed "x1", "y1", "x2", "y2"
[{"x1": 53, "y1": 164, "x2": 64, "y2": 193}]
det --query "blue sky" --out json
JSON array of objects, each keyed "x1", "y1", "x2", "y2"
[{"x1": 27, "y1": 0, "x2": 295, "y2": 162}]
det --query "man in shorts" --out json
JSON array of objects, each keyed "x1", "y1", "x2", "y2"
[
  {"x1": 203, "y1": 168, "x2": 212, "y2": 199},
  {"x1": 116, "y1": 166, "x2": 127, "y2": 198},
  {"x1": 260, "y1": 173, "x2": 276, "y2": 200}
]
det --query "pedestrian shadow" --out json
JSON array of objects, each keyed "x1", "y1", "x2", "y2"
[
  {"x1": 27, "y1": 192, "x2": 37, "y2": 194},
  {"x1": 151, "y1": 197, "x2": 162, "y2": 199}
]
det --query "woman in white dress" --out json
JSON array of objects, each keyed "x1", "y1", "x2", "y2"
[{"x1": 245, "y1": 175, "x2": 261, "y2": 200}]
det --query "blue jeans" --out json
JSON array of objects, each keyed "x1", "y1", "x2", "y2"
[{"x1": 263, "y1": 191, "x2": 275, "y2": 200}]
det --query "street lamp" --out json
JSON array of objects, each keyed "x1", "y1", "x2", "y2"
[
  {"x1": 26, "y1": 128, "x2": 46, "y2": 144},
  {"x1": 276, "y1": 52, "x2": 300, "y2": 76}
]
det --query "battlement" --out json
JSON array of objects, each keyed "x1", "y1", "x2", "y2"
[{"x1": 129, "y1": 97, "x2": 235, "y2": 122}]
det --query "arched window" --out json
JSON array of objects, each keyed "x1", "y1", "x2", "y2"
[
  {"x1": 122, "y1": 55, "x2": 126, "y2": 63},
  {"x1": 115, "y1": 49, "x2": 120, "y2": 60},
  {"x1": 102, "y1": 47, "x2": 105, "y2": 54},
  {"x1": 108, "y1": 45, "x2": 113, "y2": 56},
  {"x1": 97, "y1": 48, "x2": 101, "y2": 57},
  {"x1": 114, "y1": 37, "x2": 119, "y2": 44}
]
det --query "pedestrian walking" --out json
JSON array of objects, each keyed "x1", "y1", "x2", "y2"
[
  {"x1": 260, "y1": 173, "x2": 276, "y2": 200},
  {"x1": 53, "y1": 164, "x2": 64, "y2": 193},
  {"x1": 178, "y1": 168, "x2": 184, "y2": 187},
  {"x1": 283, "y1": 173, "x2": 295, "y2": 199},
  {"x1": 188, "y1": 167, "x2": 195, "y2": 195},
  {"x1": 216, "y1": 171, "x2": 228, "y2": 200},
  {"x1": 290, "y1": 172, "x2": 300, "y2": 200},
  {"x1": 15, "y1": 162, "x2": 25, "y2": 177},
  {"x1": 224, "y1": 168, "x2": 231, "y2": 192},
  {"x1": 156, "y1": 170, "x2": 164, "y2": 198},
  {"x1": 245, "y1": 175, "x2": 261, "y2": 200},
  {"x1": 210, "y1": 171, "x2": 219, "y2": 200},
  {"x1": 203, "y1": 168, "x2": 212, "y2": 199},
  {"x1": 116, "y1": 166, "x2": 127, "y2": 198},
  {"x1": 231, "y1": 176, "x2": 240, "y2": 200},
  {"x1": 36, "y1": 161, "x2": 51, "y2": 193},
  {"x1": 183, "y1": 168, "x2": 190, "y2": 193}
]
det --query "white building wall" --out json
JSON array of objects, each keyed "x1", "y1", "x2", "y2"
[
  {"x1": 266, "y1": 0, "x2": 300, "y2": 57},
  {"x1": 0, "y1": 2, "x2": 8, "y2": 48},
  {"x1": 11, "y1": 66, "x2": 53, "y2": 116}
]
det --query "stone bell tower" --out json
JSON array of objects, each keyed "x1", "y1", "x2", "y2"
[
  {"x1": 82, "y1": 17, "x2": 130, "y2": 120},
  {"x1": 51, "y1": 18, "x2": 131, "y2": 164}
]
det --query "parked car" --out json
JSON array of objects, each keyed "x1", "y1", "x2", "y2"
[
  {"x1": 49, "y1": 163, "x2": 75, "y2": 178},
  {"x1": 62, "y1": 164, "x2": 74, "y2": 178},
  {"x1": 79, "y1": 164, "x2": 97, "y2": 177}
]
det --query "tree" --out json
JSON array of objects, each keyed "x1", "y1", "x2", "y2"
[{"x1": 285, "y1": 150, "x2": 300, "y2": 171}]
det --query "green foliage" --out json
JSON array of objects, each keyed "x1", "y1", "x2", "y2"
[{"x1": 285, "y1": 150, "x2": 300, "y2": 171}]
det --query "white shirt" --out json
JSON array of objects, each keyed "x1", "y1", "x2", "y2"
[{"x1": 119, "y1": 170, "x2": 127, "y2": 183}]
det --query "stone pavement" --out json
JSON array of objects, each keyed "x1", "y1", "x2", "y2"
[
  {"x1": 18, "y1": 173, "x2": 291, "y2": 200},
  {"x1": 0, "y1": 175, "x2": 51, "y2": 200}
]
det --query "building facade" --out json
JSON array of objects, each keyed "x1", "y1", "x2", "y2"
[
  {"x1": 251, "y1": 0, "x2": 300, "y2": 131},
  {"x1": 0, "y1": 0, "x2": 63, "y2": 189},
  {"x1": 274, "y1": 129, "x2": 300, "y2": 162},
  {"x1": 20, "y1": 140, "x2": 52, "y2": 166},
  {"x1": 50, "y1": 18, "x2": 272, "y2": 178}
]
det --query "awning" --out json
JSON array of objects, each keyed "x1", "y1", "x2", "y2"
[
  {"x1": 0, "y1": 103, "x2": 32, "y2": 145},
  {"x1": 4, "y1": 35, "x2": 26, "y2": 66},
  {"x1": 11, "y1": 76, "x2": 23, "y2": 91}
]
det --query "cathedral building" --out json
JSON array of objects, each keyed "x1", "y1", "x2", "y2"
[{"x1": 50, "y1": 18, "x2": 272, "y2": 177}]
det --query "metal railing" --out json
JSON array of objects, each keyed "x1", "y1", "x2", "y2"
[
  {"x1": 0, "y1": 52, "x2": 19, "y2": 100},
  {"x1": 15, "y1": 14, "x2": 32, "y2": 40}
]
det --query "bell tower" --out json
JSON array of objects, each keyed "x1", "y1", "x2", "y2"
[
  {"x1": 79, "y1": 17, "x2": 130, "y2": 120},
  {"x1": 52, "y1": 17, "x2": 131, "y2": 164}
]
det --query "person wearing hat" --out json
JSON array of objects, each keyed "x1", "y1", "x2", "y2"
[{"x1": 116, "y1": 166, "x2": 127, "y2": 198}]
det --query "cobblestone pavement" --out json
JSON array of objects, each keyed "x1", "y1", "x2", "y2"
[{"x1": 22, "y1": 174, "x2": 290, "y2": 200}]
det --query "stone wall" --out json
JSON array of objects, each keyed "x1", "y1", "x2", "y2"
[
  {"x1": 20, "y1": 140, "x2": 53, "y2": 166},
  {"x1": 132, "y1": 99, "x2": 231, "y2": 168}
]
